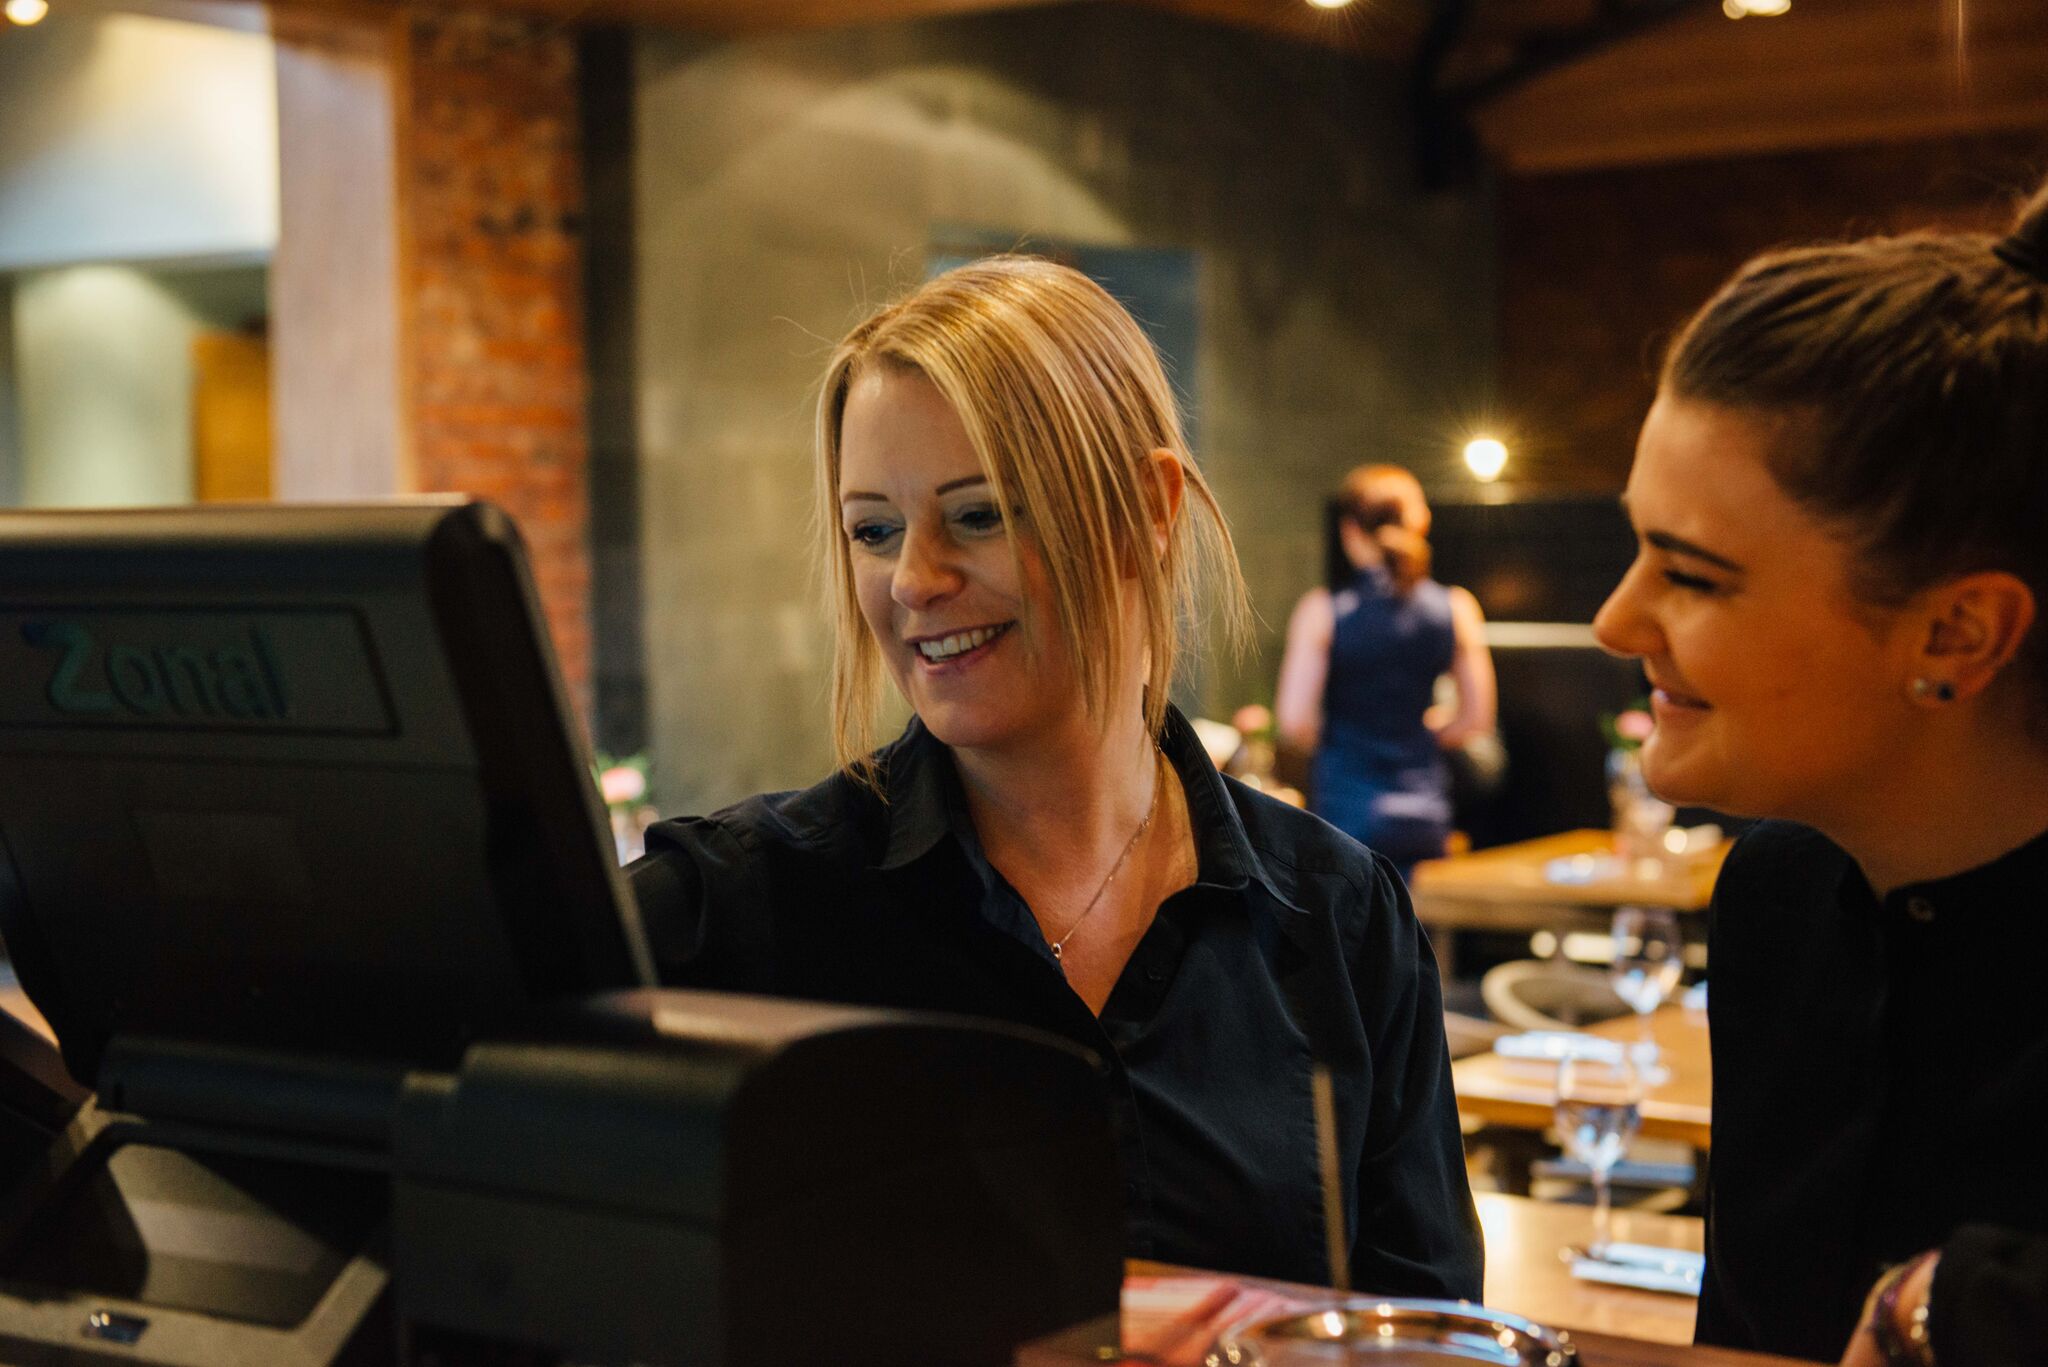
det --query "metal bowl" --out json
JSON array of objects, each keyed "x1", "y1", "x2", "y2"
[{"x1": 1206, "y1": 1299, "x2": 1579, "y2": 1366}]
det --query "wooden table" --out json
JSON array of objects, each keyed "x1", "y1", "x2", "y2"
[
  {"x1": 1411, "y1": 830, "x2": 1728, "y2": 968},
  {"x1": 1475, "y1": 1191, "x2": 1701, "y2": 1345},
  {"x1": 1454, "y1": 1004, "x2": 1712, "y2": 1150}
]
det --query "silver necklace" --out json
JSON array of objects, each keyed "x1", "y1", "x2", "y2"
[{"x1": 1048, "y1": 750, "x2": 1164, "y2": 972}]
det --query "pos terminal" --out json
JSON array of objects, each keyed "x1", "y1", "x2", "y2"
[{"x1": 0, "y1": 501, "x2": 1122, "y2": 1366}]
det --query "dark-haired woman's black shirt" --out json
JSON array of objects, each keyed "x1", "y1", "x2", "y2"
[
  {"x1": 626, "y1": 706, "x2": 1482, "y2": 1297},
  {"x1": 1700, "y1": 820, "x2": 2048, "y2": 1365}
]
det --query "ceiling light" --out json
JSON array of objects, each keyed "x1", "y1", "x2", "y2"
[
  {"x1": 1723, "y1": 0, "x2": 1790, "y2": 16},
  {"x1": 1462, "y1": 437, "x2": 1508, "y2": 482},
  {"x1": 5, "y1": 0, "x2": 49, "y2": 23},
  {"x1": 1306, "y1": 0, "x2": 1356, "y2": 9}
]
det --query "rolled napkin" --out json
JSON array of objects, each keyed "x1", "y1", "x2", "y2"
[
  {"x1": 1494, "y1": 1030, "x2": 1627, "y2": 1067},
  {"x1": 1569, "y1": 1244, "x2": 1703, "y2": 1297}
]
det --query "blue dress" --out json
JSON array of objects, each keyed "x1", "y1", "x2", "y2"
[{"x1": 1311, "y1": 567, "x2": 1457, "y2": 875}]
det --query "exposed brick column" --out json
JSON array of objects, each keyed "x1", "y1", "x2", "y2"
[{"x1": 398, "y1": 9, "x2": 592, "y2": 718}]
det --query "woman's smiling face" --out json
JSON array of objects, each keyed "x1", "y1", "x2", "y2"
[
  {"x1": 836, "y1": 364, "x2": 1077, "y2": 754},
  {"x1": 1592, "y1": 393, "x2": 1921, "y2": 823}
]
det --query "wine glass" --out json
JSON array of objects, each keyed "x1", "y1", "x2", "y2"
[
  {"x1": 1555, "y1": 1051, "x2": 1643, "y2": 1261},
  {"x1": 1607, "y1": 747, "x2": 1676, "y2": 867},
  {"x1": 1610, "y1": 905, "x2": 1684, "y2": 1080}
]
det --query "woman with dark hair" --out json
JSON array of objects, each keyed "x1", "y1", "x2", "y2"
[
  {"x1": 1594, "y1": 179, "x2": 2048, "y2": 1366},
  {"x1": 1276, "y1": 465, "x2": 1495, "y2": 881}
]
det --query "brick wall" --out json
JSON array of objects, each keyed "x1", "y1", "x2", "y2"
[
  {"x1": 400, "y1": 10, "x2": 592, "y2": 717},
  {"x1": 1500, "y1": 130, "x2": 2047, "y2": 489}
]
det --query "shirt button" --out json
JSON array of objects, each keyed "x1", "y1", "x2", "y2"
[{"x1": 1905, "y1": 896, "x2": 1936, "y2": 923}]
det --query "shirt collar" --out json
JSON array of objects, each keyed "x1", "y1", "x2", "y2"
[
  {"x1": 874, "y1": 704, "x2": 1307, "y2": 916},
  {"x1": 875, "y1": 713, "x2": 958, "y2": 872},
  {"x1": 1883, "y1": 821, "x2": 2048, "y2": 921},
  {"x1": 1160, "y1": 707, "x2": 1307, "y2": 913},
  {"x1": 1833, "y1": 821, "x2": 2048, "y2": 925}
]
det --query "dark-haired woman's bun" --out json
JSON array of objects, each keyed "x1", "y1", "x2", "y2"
[{"x1": 1993, "y1": 177, "x2": 2048, "y2": 283}]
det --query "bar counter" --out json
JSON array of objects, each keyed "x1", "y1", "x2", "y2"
[{"x1": 1019, "y1": 1191, "x2": 1821, "y2": 1367}]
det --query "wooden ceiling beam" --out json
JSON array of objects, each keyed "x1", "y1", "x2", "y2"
[
  {"x1": 634, "y1": 0, "x2": 1067, "y2": 34},
  {"x1": 397, "y1": 0, "x2": 1073, "y2": 37},
  {"x1": 1474, "y1": 0, "x2": 2048, "y2": 174},
  {"x1": 1445, "y1": 0, "x2": 1704, "y2": 108},
  {"x1": 270, "y1": 0, "x2": 2047, "y2": 178},
  {"x1": 1119, "y1": 0, "x2": 1425, "y2": 61}
]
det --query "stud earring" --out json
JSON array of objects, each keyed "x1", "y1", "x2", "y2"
[{"x1": 1910, "y1": 677, "x2": 1956, "y2": 703}]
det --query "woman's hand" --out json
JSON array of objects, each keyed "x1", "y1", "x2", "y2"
[{"x1": 1841, "y1": 1251, "x2": 1938, "y2": 1367}]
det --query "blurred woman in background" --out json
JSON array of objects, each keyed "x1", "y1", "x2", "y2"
[
  {"x1": 1594, "y1": 179, "x2": 2048, "y2": 1365},
  {"x1": 1276, "y1": 465, "x2": 1495, "y2": 880}
]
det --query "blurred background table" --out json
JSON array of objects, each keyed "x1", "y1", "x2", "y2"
[
  {"x1": 1456, "y1": 1003, "x2": 1710, "y2": 1196},
  {"x1": 1454, "y1": 1003, "x2": 1710, "y2": 1149},
  {"x1": 1414, "y1": 828, "x2": 1727, "y2": 925},
  {"x1": 1475, "y1": 1191, "x2": 1701, "y2": 1345},
  {"x1": 1411, "y1": 829, "x2": 1729, "y2": 977}
]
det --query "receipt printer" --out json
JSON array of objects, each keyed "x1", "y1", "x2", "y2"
[{"x1": 392, "y1": 989, "x2": 1125, "y2": 1367}]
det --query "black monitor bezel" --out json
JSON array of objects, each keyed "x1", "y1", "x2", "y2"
[{"x1": 0, "y1": 499, "x2": 655, "y2": 1087}]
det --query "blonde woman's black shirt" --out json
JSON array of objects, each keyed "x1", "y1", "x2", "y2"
[
  {"x1": 1700, "y1": 820, "x2": 2048, "y2": 1364},
  {"x1": 626, "y1": 706, "x2": 1482, "y2": 1296}
]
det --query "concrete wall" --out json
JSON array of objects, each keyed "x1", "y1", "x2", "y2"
[
  {"x1": 0, "y1": 278, "x2": 16, "y2": 506},
  {"x1": 633, "y1": 7, "x2": 1496, "y2": 813},
  {"x1": 0, "y1": 10, "x2": 277, "y2": 271},
  {"x1": 12, "y1": 263, "x2": 266, "y2": 508}
]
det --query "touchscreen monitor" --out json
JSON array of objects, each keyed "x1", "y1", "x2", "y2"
[{"x1": 0, "y1": 501, "x2": 655, "y2": 1087}]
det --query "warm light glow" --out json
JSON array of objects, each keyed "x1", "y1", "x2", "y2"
[
  {"x1": 1723, "y1": 0, "x2": 1790, "y2": 16},
  {"x1": 1463, "y1": 436, "x2": 1509, "y2": 482},
  {"x1": 5, "y1": 0, "x2": 49, "y2": 24},
  {"x1": 1306, "y1": 0, "x2": 1356, "y2": 9}
]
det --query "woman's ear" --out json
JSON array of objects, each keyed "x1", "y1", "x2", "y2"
[
  {"x1": 1909, "y1": 570, "x2": 2037, "y2": 704},
  {"x1": 1143, "y1": 449, "x2": 1187, "y2": 560}
]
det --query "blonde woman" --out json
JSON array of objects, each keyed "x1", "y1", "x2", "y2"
[{"x1": 629, "y1": 258, "x2": 1481, "y2": 1293}]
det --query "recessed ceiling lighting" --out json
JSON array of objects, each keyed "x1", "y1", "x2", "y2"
[
  {"x1": 1463, "y1": 437, "x2": 1508, "y2": 482},
  {"x1": 1723, "y1": 0, "x2": 1790, "y2": 16},
  {"x1": 1307, "y1": 0, "x2": 1357, "y2": 10},
  {"x1": 5, "y1": 0, "x2": 49, "y2": 24}
]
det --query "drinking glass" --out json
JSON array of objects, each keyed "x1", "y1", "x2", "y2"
[
  {"x1": 1607, "y1": 747, "x2": 1676, "y2": 866},
  {"x1": 1555, "y1": 1052, "x2": 1643, "y2": 1261},
  {"x1": 1610, "y1": 905, "x2": 1684, "y2": 1079}
]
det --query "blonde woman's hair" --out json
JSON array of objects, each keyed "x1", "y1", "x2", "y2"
[{"x1": 815, "y1": 255, "x2": 1252, "y2": 783}]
